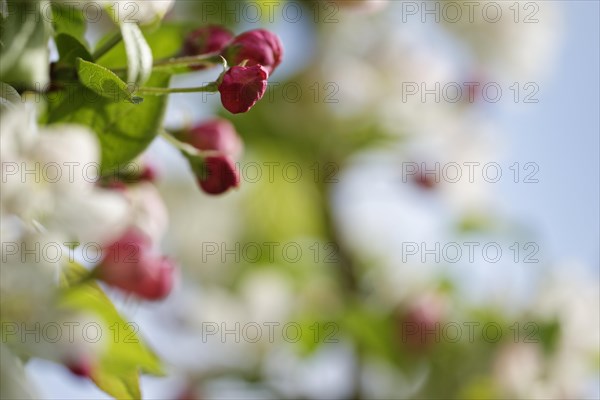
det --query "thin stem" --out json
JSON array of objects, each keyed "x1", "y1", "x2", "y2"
[
  {"x1": 152, "y1": 54, "x2": 224, "y2": 69},
  {"x1": 137, "y1": 82, "x2": 218, "y2": 96},
  {"x1": 92, "y1": 31, "x2": 123, "y2": 60},
  {"x1": 111, "y1": 54, "x2": 225, "y2": 74},
  {"x1": 159, "y1": 129, "x2": 200, "y2": 156}
]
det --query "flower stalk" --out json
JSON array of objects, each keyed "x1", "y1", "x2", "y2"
[{"x1": 136, "y1": 82, "x2": 219, "y2": 96}]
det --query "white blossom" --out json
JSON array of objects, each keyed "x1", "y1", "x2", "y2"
[{"x1": 0, "y1": 106, "x2": 130, "y2": 246}]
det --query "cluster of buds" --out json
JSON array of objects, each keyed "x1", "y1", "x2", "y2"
[
  {"x1": 174, "y1": 118, "x2": 243, "y2": 195},
  {"x1": 96, "y1": 164, "x2": 176, "y2": 300},
  {"x1": 183, "y1": 27, "x2": 283, "y2": 114}
]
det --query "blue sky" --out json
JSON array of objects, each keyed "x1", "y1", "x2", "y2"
[{"x1": 501, "y1": 1, "x2": 599, "y2": 269}]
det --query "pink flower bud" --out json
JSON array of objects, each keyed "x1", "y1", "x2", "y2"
[
  {"x1": 223, "y1": 29, "x2": 283, "y2": 75},
  {"x1": 183, "y1": 25, "x2": 234, "y2": 70},
  {"x1": 413, "y1": 173, "x2": 436, "y2": 190},
  {"x1": 396, "y1": 295, "x2": 446, "y2": 351},
  {"x1": 67, "y1": 357, "x2": 93, "y2": 378},
  {"x1": 139, "y1": 164, "x2": 158, "y2": 182},
  {"x1": 177, "y1": 119, "x2": 243, "y2": 159},
  {"x1": 198, "y1": 155, "x2": 240, "y2": 195},
  {"x1": 218, "y1": 65, "x2": 268, "y2": 114},
  {"x1": 97, "y1": 229, "x2": 175, "y2": 301}
]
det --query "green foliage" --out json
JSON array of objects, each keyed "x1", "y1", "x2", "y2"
[
  {"x1": 0, "y1": 0, "x2": 52, "y2": 88},
  {"x1": 50, "y1": 2, "x2": 87, "y2": 45},
  {"x1": 45, "y1": 71, "x2": 170, "y2": 174},
  {"x1": 76, "y1": 58, "x2": 142, "y2": 104},
  {"x1": 96, "y1": 22, "x2": 191, "y2": 70},
  {"x1": 60, "y1": 262, "x2": 163, "y2": 399},
  {"x1": 55, "y1": 34, "x2": 92, "y2": 67},
  {"x1": 340, "y1": 306, "x2": 398, "y2": 361}
]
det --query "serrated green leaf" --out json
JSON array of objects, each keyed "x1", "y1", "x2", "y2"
[
  {"x1": 46, "y1": 72, "x2": 169, "y2": 173},
  {"x1": 76, "y1": 58, "x2": 142, "y2": 104}
]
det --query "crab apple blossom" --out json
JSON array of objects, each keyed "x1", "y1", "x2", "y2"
[
  {"x1": 183, "y1": 25, "x2": 234, "y2": 67},
  {"x1": 119, "y1": 182, "x2": 169, "y2": 246},
  {"x1": 198, "y1": 155, "x2": 240, "y2": 195},
  {"x1": 176, "y1": 118, "x2": 243, "y2": 159},
  {"x1": 218, "y1": 65, "x2": 268, "y2": 114},
  {"x1": 0, "y1": 106, "x2": 129, "y2": 246},
  {"x1": 223, "y1": 29, "x2": 283, "y2": 75},
  {"x1": 96, "y1": 229, "x2": 175, "y2": 300}
]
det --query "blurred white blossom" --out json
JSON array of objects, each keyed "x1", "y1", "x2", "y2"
[{"x1": 0, "y1": 105, "x2": 129, "y2": 246}]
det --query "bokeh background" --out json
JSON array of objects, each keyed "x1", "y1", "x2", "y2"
[{"x1": 26, "y1": 1, "x2": 599, "y2": 399}]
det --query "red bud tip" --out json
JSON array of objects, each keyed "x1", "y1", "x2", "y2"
[{"x1": 223, "y1": 29, "x2": 283, "y2": 75}]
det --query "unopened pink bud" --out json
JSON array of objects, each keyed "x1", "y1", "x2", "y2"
[
  {"x1": 177, "y1": 119, "x2": 243, "y2": 159},
  {"x1": 198, "y1": 155, "x2": 240, "y2": 195},
  {"x1": 223, "y1": 29, "x2": 283, "y2": 75},
  {"x1": 218, "y1": 65, "x2": 268, "y2": 114},
  {"x1": 97, "y1": 229, "x2": 175, "y2": 301},
  {"x1": 183, "y1": 25, "x2": 234, "y2": 70}
]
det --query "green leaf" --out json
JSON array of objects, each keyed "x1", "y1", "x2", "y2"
[
  {"x1": 55, "y1": 34, "x2": 92, "y2": 66},
  {"x1": 46, "y1": 72, "x2": 170, "y2": 174},
  {"x1": 121, "y1": 22, "x2": 153, "y2": 85},
  {"x1": 537, "y1": 319, "x2": 561, "y2": 354},
  {"x1": 76, "y1": 58, "x2": 142, "y2": 104},
  {"x1": 50, "y1": 2, "x2": 87, "y2": 45},
  {"x1": 91, "y1": 370, "x2": 141, "y2": 400},
  {"x1": 60, "y1": 263, "x2": 164, "y2": 398}
]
